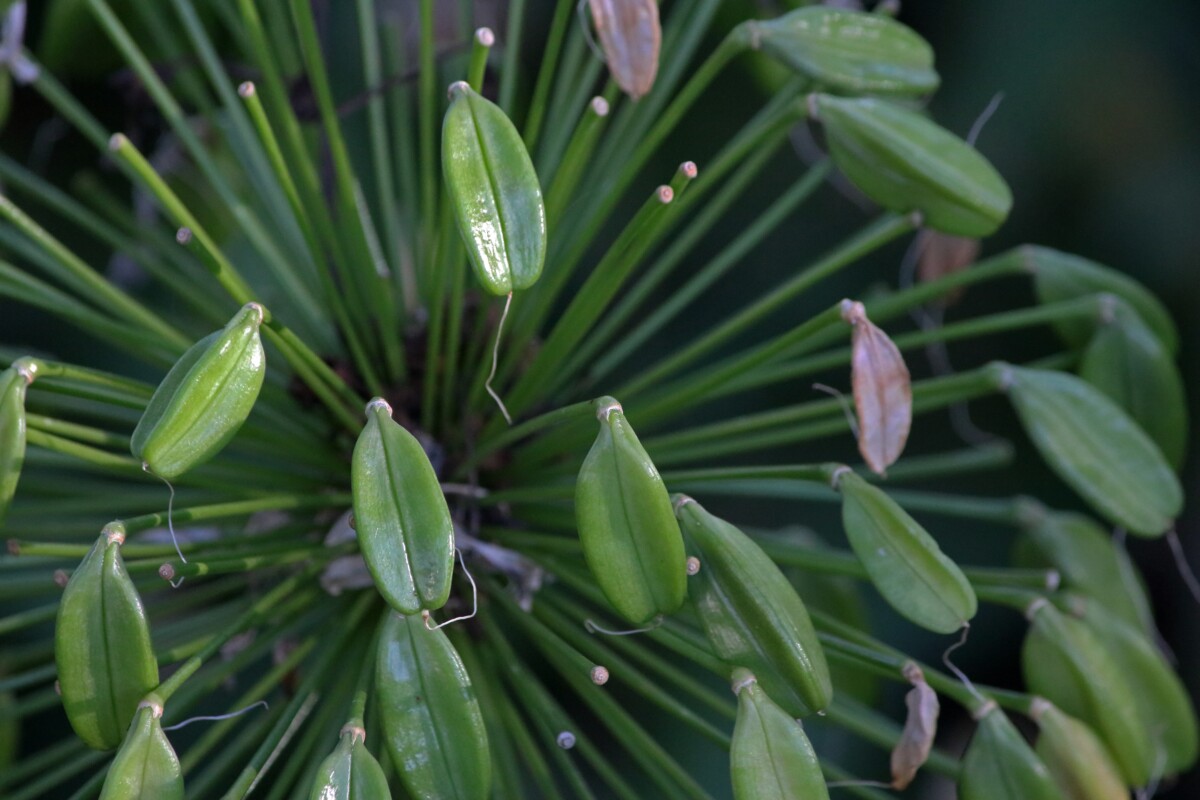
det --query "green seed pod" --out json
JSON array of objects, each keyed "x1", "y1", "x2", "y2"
[
  {"x1": 55, "y1": 526, "x2": 159, "y2": 750},
  {"x1": 996, "y1": 364, "x2": 1181, "y2": 537},
  {"x1": 1025, "y1": 245, "x2": 1178, "y2": 355},
  {"x1": 812, "y1": 94, "x2": 1012, "y2": 237},
  {"x1": 131, "y1": 302, "x2": 267, "y2": 479},
  {"x1": 575, "y1": 397, "x2": 687, "y2": 624},
  {"x1": 308, "y1": 725, "x2": 392, "y2": 800},
  {"x1": 0, "y1": 363, "x2": 30, "y2": 526},
  {"x1": 1021, "y1": 600, "x2": 1155, "y2": 786},
  {"x1": 351, "y1": 398, "x2": 455, "y2": 615},
  {"x1": 442, "y1": 81, "x2": 546, "y2": 296},
  {"x1": 1030, "y1": 699, "x2": 1127, "y2": 800},
  {"x1": 99, "y1": 701, "x2": 184, "y2": 800},
  {"x1": 959, "y1": 704, "x2": 1064, "y2": 800},
  {"x1": 1078, "y1": 606, "x2": 1198, "y2": 777},
  {"x1": 729, "y1": 669, "x2": 830, "y2": 800},
  {"x1": 676, "y1": 497, "x2": 830, "y2": 717},
  {"x1": 836, "y1": 470, "x2": 976, "y2": 633},
  {"x1": 1079, "y1": 299, "x2": 1187, "y2": 470},
  {"x1": 738, "y1": 7, "x2": 938, "y2": 96},
  {"x1": 376, "y1": 611, "x2": 491, "y2": 800}
]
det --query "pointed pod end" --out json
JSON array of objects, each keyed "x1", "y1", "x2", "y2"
[
  {"x1": 730, "y1": 668, "x2": 757, "y2": 696},
  {"x1": 829, "y1": 464, "x2": 853, "y2": 491},
  {"x1": 12, "y1": 356, "x2": 37, "y2": 384},
  {"x1": 243, "y1": 302, "x2": 268, "y2": 326},
  {"x1": 366, "y1": 397, "x2": 394, "y2": 417},
  {"x1": 102, "y1": 521, "x2": 126, "y2": 546},
  {"x1": 447, "y1": 80, "x2": 472, "y2": 101},
  {"x1": 1024, "y1": 596, "x2": 1049, "y2": 621},
  {"x1": 671, "y1": 494, "x2": 695, "y2": 518},
  {"x1": 137, "y1": 697, "x2": 165, "y2": 718},
  {"x1": 839, "y1": 298, "x2": 866, "y2": 325},
  {"x1": 1028, "y1": 696, "x2": 1053, "y2": 722},
  {"x1": 339, "y1": 724, "x2": 367, "y2": 744},
  {"x1": 593, "y1": 396, "x2": 622, "y2": 422}
]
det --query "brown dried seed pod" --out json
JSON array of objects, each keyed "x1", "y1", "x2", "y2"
[
  {"x1": 842, "y1": 300, "x2": 912, "y2": 475},
  {"x1": 891, "y1": 662, "x2": 940, "y2": 789},
  {"x1": 916, "y1": 229, "x2": 980, "y2": 307},
  {"x1": 588, "y1": 0, "x2": 661, "y2": 100}
]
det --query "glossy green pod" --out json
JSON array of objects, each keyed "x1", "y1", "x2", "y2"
[
  {"x1": 996, "y1": 364, "x2": 1181, "y2": 536},
  {"x1": 1021, "y1": 601, "x2": 1155, "y2": 786},
  {"x1": 729, "y1": 669, "x2": 829, "y2": 800},
  {"x1": 575, "y1": 397, "x2": 687, "y2": 624},
  {"x1": 959, "y1": 705, "x2": 1064, "y2": 800},
  {"x1": 738, "y1": 7, "x2": 938, "y2": 96},
  {"x1": 1026, "y1": 245, "x2": 1178, "y2": 355},
  {"x1": 55, "y1": 527, "x2": 159, "y2": 750},
  {"x1": 376, "y1": 612, "x2": 491, "y2": 800},
  {"x1": 676, "y1": 497, "x2": 831, "y2": 717},
  {"x1": 813, "y1": 94, "x2": 1012, "y2": 237},
  {"x1": 836, "y1": 471, "x2": 976, "y2": 633},
  {"x1": 1031, "y1": 700, "x2": 1127, "y2": 800},
  {"x1": 131, "y1": 302, "x2": 266, "y2": 478},
  {"x1": 1079, "y1": 300, "x2": 1187, "y2": 469},
  {"x1": 352, "y1": 398, "x2": 455, "y2": 615},
  {"x1": 99, "y1": 701, "x2": 183, "y2": 799},
  {"x1": 0, "y1": 364, "x2": 28, "y2": 526},
  {"x1": 442, "y1": 81, "x2": 546, "y2": 295},
  {"x1": 308, "y1": 726, "x2": 392, "y2": 800}
]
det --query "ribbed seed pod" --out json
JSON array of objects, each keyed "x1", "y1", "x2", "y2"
[
  {"x1": 1031, "y1": 699, "x2": 1127, "y2": 800},
  {"x1": 996, "y1": 363, "x2": 1181, "y2": 536},
  {"x1": 729, "y1": 669, "x2": 829, "y2": 800},
  {"x1": 99, "y1": 701, "x2": 183, "y2": 800},
  {"x1": 376, "y1": 612, "x2": 491, "y2": 800},
  {"x1": 442, "y1": 81, "x2": 546, "y2": 296},
  {"x1": 351, "y1": 398, "x2": 455, "y2": 615},
  {"x1": 812, "y1": 94, "x2": 1012, "y2": 237},
  {"x1": 131, "y1": 302, "x2": 266, "y2": 478},
  {"x1": 575, "y1": 397, "x2": 687, "y2": 624},
  {"x1": 587, "y1": 0, "x2": 660, "y2": 100},
  {"x1": 738, "y1": 6, "x2": 938, "y2": 96},
  {"x1": 55, "y1": 526, "x2": 159, "y2": 750},
  {"x1": 308, "y1": 725, "x2": 391, "y2": 800},
  {"x1": 676, "y1": 497, "x2": 831, "y2": 717},
  {"x1": 836, "y1": 471, "x2": 976, "y2": 633},
  {"x1": 959, "y1": 704, "x2": 1064, "y2": 800},
  {"x1": 0, "y1": 364, "x2": 29, "y2": 525}
]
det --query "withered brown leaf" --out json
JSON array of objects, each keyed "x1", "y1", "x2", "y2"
[
  {"x1": 588, "y1": 0, "x2": 661, "y2": 101},
  {"x1": 891, "y1": 662, "x2": 940, "y2": 789},
  {"x1": 842, "y1": 299, "x2": 912, "y2": 475}
]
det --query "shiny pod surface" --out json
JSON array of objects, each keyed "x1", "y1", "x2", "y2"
[
  {"x1": 729, "y1": 670, "x2": 829, "y2": 800},
  {"x1": 837, "y1": 471, "x2": 976, "y2": 633},
  {"x1": 442, "y1": 82, "x2": 546, "y2": 295},
  {"x1": 1032, "y1": 700, "x2": 1127, "y2": 800},
  {"x1": 99, "y1": 704, "x2": 183, "y2": 800},
  {"x1": 588, "y1": 0, "x2": 660, "y2": 100},
  {"x1": 575, "y1": 398, "x2": 686, "y2": 624},
  {"x1": 55, "y1": 531, "x2": 159, "y2": 750},
  {"x1": 741, "y1": 7, "x2": 937, "y2": 96},
  {"x1": 0, "y1": 365, "x2": 27, "y2": 525},
  {"x1": 308, "y1": 728, "x2": 392, "y2": 800},
  {"x1": 677, "y1": 498, "x2": 830, "y2": 717},
  {"x1": 960, "y1": 705, "x2": 1064, "y2": 800},
  {"x1": 352, "y1": 398, "x2": 454, "y2": 615},
  {"x1": 997, "y1": 363, "x2": 1181, "y2": 536},
  {"x1": 131, "y1": 302, "x2": 266, "y2": 478},
  {"x1": 814, "y1": 94, "x2": 1011, "y2": 237},
  {"x1": 376, "y1": 612, "x2": 491, "y2": 800}
]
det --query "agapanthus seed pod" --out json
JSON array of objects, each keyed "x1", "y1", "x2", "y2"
[
  {"x1": 308, "y1": 725, "x2": 390, "y2": 800},
  {"x1": 729, "y1": 669, "x2": 830, "y2": 800},
  {"x1": 588, "y1": 0, "x2": 660, "y2": 101},
  {"x1": 842, "y1": 299, "x2": 911, "y2": 475},
  {"x1": 0, "y1": 363, "x2": 29, "y2": 525},
  {"x1": 959, "y1": 703, "x2": 1061, "y2": 800},
  {"x1": 99, "y1": 701, "x2": 183, "y2": 800},
  {"x1": 1030, "y1": 699, "x2": 1126, "y2": 800}
]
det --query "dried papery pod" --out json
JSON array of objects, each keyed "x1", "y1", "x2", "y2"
[
  {"x1": 736, "y1": 7, "x2": 937, "y2": 96},
  {"x1": 98, "y1": 701, "x2": 183, "y2": 800},
  {"x1": 55, "y1": 527, "x2": 159, "y2": 750},
  {"x1": 1030, "y1": 699, "x2": 1127, "y2": 800},
  {"x1": 587, "y1": 0, "x2": 660, "y2": 101},
  {"x1": 841, "y1": 299, "x2": 911, "y2": 475},
  {"x1": 729, "y1": 669, "x2": 830, "y2": 800},
  {"x1": 1022, "y1": 511, "x2": 1152, "y2": 635},
  {"x1": 575, "y1": 397, "x2": 686, "y2": 624},
  {"x1": 442, "y1": 81, "x2": 546, "y2": 295},
  {"x1": 959, "y1": 704, "x2": 1063, "y2": 800},
  {"x1": 351, "y1": 398, "x2": 454, "y2": 615},
  {"x1": 131, "y1": 302, "x2": 266, "y2": 478},
  {"x1": 376, "y1": 611, "x2": 491, "y2": 800},
  {"x1": 308, "y1": 725, "x2": 391, "y2": 800},
  {"x1": 676, "y1": 497, "x2": 831, "y2": 717},
  {"x1": 890, "y1": 662, "x2": 939, "y2": 789},
  {"x1": 0, "y1": 364, "x2": 29, "y2": 525},
  {"x1": 812, "y1": 94, "x2": 1012, "y2": 237},
  {"x1": 1021, "y1": 600, "x2": 1155, "y2": 786},
  {"x1": 994, "y1": 363, "x2": 1181, "y2": 537},
  {"x1": 1077, "y1": 605, "x2": 1198, "y2": 776},
  {"x1": 1078, "y1": 299, "x2": 1187, "y2": 469},
  {"x1": 916, "y1": 229, "x2": 979, "y2": 306},
  {"x1": 836, "y1": 470, "x2": 976, "y2": 633},
  {"x1": 1025, "y1": 245, "x2": 1178, "y2": 355}
]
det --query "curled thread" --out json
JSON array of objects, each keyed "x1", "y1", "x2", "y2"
[
  {"x1": 1165, "y1": 528, "x2": 1200, "y2": 605},
  {"x1": 942, "y1": 623, "x2": 988, "y2": 707},
  {"x1": 144, "y1": 463, "x2": 186, "y2": 588},
  {"x1": 812, "y1": 382, "x2": 860, "y2": 441},
  {"x1": 584, "y1": 615, "x2": 663, "y2": 636},
  {"x1": 423, "y1": 549, "x2": 478, "y2": 630},
  {"x1": 163, "y1": 700, "x2": 269, "y2": 731},
  {"x1": 486, "y1": 293, "x2": 514, "y2": 425}
]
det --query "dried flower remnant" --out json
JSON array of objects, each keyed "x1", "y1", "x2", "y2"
[
  {"x1": 842, "y1": 299, "x2": 912, "y2": 475},
  {"x1": 891, "y1": 662, "x2": 939, "y2": 789},
  {"x1": 588, "y1": 0, "x2": 661, "y2": 101},
  {"x1": 916, "y1": 229, "x2": 980, "y2": 307}
]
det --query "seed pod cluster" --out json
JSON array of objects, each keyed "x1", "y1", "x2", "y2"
[
  {"x1": 729, "y1": 669, "x2": 829, "y2": 800},
  {"x1": 588, "y1": 0, "x2": 661, "y2": 101},
  {"x1": 842, "y1": 299, "x2": 911, "y2": 475},
  {"x1": 99, "y1": 701, "x2": 183, "y2": 799}
]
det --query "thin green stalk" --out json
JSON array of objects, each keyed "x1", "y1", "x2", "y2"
[
  {"x1": 520, "y1": 0, "x2": 575, "y2": 149},
  {"x1": 25, "y1": 414, "x2": 128, "y2": 449},
  {"x1": 467, "y1": 26, "x2": 493, "y2": 92},
  {"x1": 457, "y1": 399, "x2": 594, "y2": 478},
  {"x1": 418, "y1": 0, "x2": 438, "y2": 259},
  {"x1": 542, "y1": 90, "x2": 616, "y2": 227}
]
